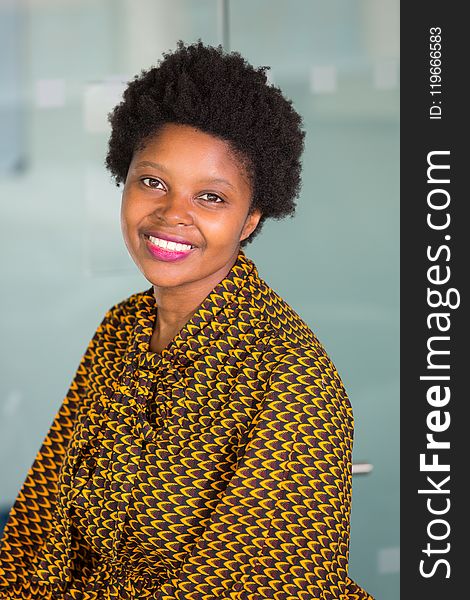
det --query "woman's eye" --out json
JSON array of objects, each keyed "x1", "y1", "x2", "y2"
[
  {"x1": 141, "y1": 177, "x2": 164, "y2": 190},
  {"x1": 199, "y1": 192, "x2": 224, "y2": 204}
]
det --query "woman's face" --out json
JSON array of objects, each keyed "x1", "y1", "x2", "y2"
[{"x1": 121, "y1": 123, "x2": 261, "y2": 294}]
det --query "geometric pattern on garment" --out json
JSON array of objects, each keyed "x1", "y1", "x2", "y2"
[{"x1": 0, "y1": 248, "x2": 374, "y2": 600}]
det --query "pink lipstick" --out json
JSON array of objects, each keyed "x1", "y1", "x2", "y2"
[{"x1": 144, "y1": 234, "x2": 195, "y2": 262}]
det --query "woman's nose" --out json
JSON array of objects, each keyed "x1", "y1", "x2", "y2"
[{"x1": 155, "y1": 191, "x2": 193, "y2": 225}]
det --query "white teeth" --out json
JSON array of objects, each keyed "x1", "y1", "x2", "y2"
[{"x1": 148, "y1": 235, "x2": 192, "y2": 252}]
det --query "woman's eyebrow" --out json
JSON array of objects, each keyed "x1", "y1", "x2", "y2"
[
  {"x1": 133, "y1": 160, "x2": 236, "y2": 190},
  {"x1": 134, "y1": 160, "x2": 168, "y2": 172},
  {"x1": 206, "y1": 177, "x2": 236, "y2": 191}
]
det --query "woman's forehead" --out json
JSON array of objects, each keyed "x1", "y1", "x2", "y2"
[{"x1": 132, "y1": 123, "x2": 251, "y2": 183}]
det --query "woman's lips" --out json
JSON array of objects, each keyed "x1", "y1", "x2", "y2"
[{"x1": 144, "y1": 234, "x2": 195, "y2": 262}]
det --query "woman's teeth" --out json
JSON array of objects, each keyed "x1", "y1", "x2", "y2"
[{"x1": 148, "y1": 235, "x2": 193, "y2": 252}]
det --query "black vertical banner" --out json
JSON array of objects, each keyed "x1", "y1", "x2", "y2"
[{"x1": 401, "y1": 4, "x2": 466, "y2": 598}]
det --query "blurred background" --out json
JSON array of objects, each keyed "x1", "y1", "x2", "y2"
[{"x1": 0, "y1": 0, "x2": 399, "y2": 598}]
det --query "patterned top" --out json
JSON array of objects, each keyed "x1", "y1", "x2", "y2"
[{"x1": 0, "y1": 248, "x2": 373, "y2": 600}]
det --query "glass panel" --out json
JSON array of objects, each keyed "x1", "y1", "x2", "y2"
[
  {"x1": 0, "y1": 0, "x2": 219, "y2": 509},
  {"x1": 230, "y1": 2, "x2": 399, "y2": 598}
]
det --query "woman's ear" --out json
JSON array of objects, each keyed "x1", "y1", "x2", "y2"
[{"x1": 240, "y1": 208, "x2": 262, "y2": 242}]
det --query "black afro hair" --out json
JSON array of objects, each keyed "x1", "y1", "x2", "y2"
[{"x1": 105, "y1": 39, "x2": 305, "y2": 246}]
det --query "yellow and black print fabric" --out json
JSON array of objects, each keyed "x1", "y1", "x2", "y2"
[{"x1": 0, "y1": 249, "x2": 373, "y2": 599}]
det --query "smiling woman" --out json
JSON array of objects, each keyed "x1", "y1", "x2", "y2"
[
  {"x1": 120, "y1": 122, "x2": 262, "y2": 355},
  {"x1": 0, "y1": 40, "x2": 373, "y2": 600}
]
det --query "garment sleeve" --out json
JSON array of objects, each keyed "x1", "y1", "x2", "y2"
[
  {"x1": 0, "y1": 311, "x2": 110, "y2": 597},
  {"x1": 159, "y1": 349, "x2": 373, "y2": 600}
]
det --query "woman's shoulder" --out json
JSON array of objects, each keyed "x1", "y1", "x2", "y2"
[
  {"x1": 247, "y1": 274, "x2": 325, "y2": 354},
  {"x1": 245, "y1": 272, "x2": 350, "y2": 387},
  {"x1": 91, "y1": 288, "x2": 152, "y2": 342}
]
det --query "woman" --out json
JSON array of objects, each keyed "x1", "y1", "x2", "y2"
[{"x1": 0, "y1": 41, "x2": 372, "y2": 599}]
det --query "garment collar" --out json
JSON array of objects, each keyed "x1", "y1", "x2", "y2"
[{"x1": 130, "y1": 248, "x2": 259, "y2": 370}]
